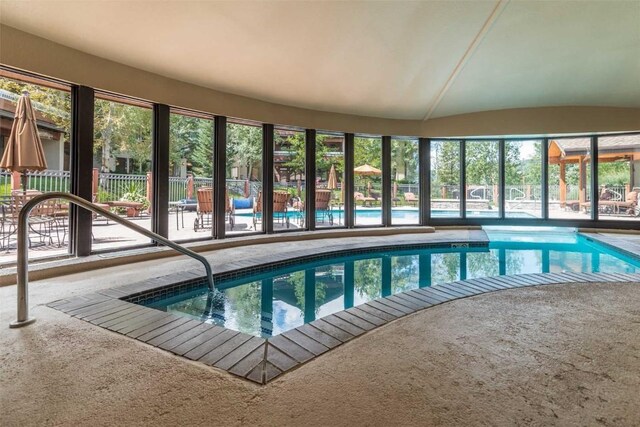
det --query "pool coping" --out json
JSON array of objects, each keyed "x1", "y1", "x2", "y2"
[{"x1": 47, "y1": 234, "x2": 640, "y2": 385}]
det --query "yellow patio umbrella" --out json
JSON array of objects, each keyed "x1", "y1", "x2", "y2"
[
  {"x1": 354, "y1": 164, "x2": 381, "y2": 197},
  {"x1": 353, "y1": 164, "x2": 381, "y2": 176},
  {"x1": 0, "y1": 91, "x2": 48, "y2": 192}
]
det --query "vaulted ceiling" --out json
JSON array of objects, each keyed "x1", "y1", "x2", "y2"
[{"x1": 1, "y1": 0, "x2": 639, "y2": 120}]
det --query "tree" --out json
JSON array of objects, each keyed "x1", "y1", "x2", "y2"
[{"x1": 227, "y1": 123, "x2": 262, "y2": 180}]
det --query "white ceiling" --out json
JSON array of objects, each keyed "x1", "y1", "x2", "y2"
[{"x1": 1, "y1": 0, "x2": 639, "y2": 120}]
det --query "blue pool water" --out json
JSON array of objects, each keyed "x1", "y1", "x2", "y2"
[{"x1": 143, "y1": 231, "x2": 639, "y2": 338}]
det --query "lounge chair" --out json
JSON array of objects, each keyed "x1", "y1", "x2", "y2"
[
  {"x1": 404, "y1": 192, "x2": 419, "y2": 206},
  {"x1": 194, "y1": 187, "x2": 234, "y2": 231},
  {"x1": 253, "y1": 190, "x2": 290, "y2": 229},
  {"x1": 354, "y1": 191, "x2": 375, "y2": 207},
  {"x1": 579, "y1": 190, "x2": 639, "y2": 216},
  {"x1": 315, "y1": 189, "x2": 333, "y2": 225}
]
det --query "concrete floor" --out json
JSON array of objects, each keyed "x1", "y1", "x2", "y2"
[{"x1": 1, "y1": 233, "x2": 640, "y2": 425}]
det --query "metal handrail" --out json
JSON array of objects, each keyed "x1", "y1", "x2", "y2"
[{"x1": 10, "y1": 192, "x2": 215, "y2": 328}]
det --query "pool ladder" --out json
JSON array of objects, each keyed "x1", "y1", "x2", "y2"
[{"x1": 10, "y1": 192, "x2": 215, "y2": 328}]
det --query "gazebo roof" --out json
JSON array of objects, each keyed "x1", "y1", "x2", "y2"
[{"x1": 551, "y1": 135, "x2": 640, "y2": 157}]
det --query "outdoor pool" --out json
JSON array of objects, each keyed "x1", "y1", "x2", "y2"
[{"x1": 140, "y1": 230, "x2": 640, "y2": 338}]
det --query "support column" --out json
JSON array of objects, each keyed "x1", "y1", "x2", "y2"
[
  {"x1": 152, "y1": 104, "x2": 170, "y2": 239},
  {"x1": 382, "y1": 136, "x2": 392, "y2": 226},
  {"x1": 344, "y1": 133, "x2": 355, "y2": 228},
  {"x1": 213, "y1": 116, "x2": 227, "y2": 239},
  {"x1": 419, "y1": 138, "x2": 430, "y2": 225},
  {"x1": 499, "y1": 139, "x2": 505, "y2": 218},
  {"x1": 305, "y1": 129, "x2": 316, "y2": 231},
  {"x1": 70, "y1": 85, "x2": 94, "y2": 256},
  {"x1": 460, "y1": 140, "x2": 466, "y2": 218},
  {"x1": 559, "y1": 162, "x2": 567, "y2": 207},
  {"x1": 263, "y1": 124, "x2": 274, "y2": 234}
]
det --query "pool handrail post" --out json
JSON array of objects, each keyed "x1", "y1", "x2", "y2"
[{"x1": 10, "y1": 192, "x2": 215, "y2": 328}]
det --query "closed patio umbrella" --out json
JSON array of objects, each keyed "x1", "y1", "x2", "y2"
[
  {"x1": 327, "y1": 164, "x2": 337, "y2": 190},
  {"x1": 0, "y1": 91, "x2": 48, "y2": 192}
]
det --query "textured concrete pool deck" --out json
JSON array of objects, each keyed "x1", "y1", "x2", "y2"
[{"x1": 2, "y1": 230, "x2": 640, "y2": 425}]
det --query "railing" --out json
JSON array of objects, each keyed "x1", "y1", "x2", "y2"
[{"x1": 9, "y1": 192, "x2": 215, "y2": 328}]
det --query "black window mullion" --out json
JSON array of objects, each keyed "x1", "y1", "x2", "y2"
[
  {"x1": 541, "y1": 138, "x2": 549, "y2": 220},
  {"x1": 305, "y1": 129, "x2": 317, "y2": 231},
  {"x1": 499, "y1": 139, "x2": 505, "y2": 219},
  {"x1": 213, "y1": 116, "x2": 227, "y2": 239},
  {"x1": 419, "y1": 138, "x2": 430, "y2": 225},
  {"x1": 344, "y1": 133, "x2": 355, "y2": 228},
  {"x1": 591, "y1": 136, "x2": 599, "y2": 222},
  {"x1": 70, "y1": 85, "x2": 94, "y2": 256},
  {"x1": 460, "y1": 140, "x2": 466, "y2": 219},
  {"x1": 382, "y1": 136, "x2": 392, "y2": 226},
  {"x1": 263, "y1": 124, "x2": 274, "y2": 233},
  {"x1": 152, "y1": 104, "x2": 170, "y2": 239}
]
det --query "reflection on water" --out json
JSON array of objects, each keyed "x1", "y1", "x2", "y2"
[{"x1": 147, "y1": 235, "x2": 640, "y2": 337}]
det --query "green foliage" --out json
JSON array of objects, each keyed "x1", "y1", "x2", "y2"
[
  {"x1": 227, "y1": 123, "x2": 262, "y2": 180},
  {"x1": 0, "y1": 77, "x2": 71, "y2": 146},
  {"x1": 119, "y1": 181, "x2": 149, "y2": 209},
  {"x1": 169, "y1": 114, "x2": 214, "y2": 177}
]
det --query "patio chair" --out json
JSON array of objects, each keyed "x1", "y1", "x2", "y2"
[
  {"x1": 315, "y1": 189, "x2": 334, "y2": 225},
  {"x1": 194, "y1": 187, "x2": 234, "y2": 232},
  {"x1": 369, "y1": 190, "x2": 381, "y2": 206},
  {"x1": 404, "y1": 192, "x2": 419, "y2": 206},
  {"x1": 2, "y1": 190, "x2": 60, "y2": 249},
  {"x1": 354, "y1": 191, "x2": 375, "y2": 207},
  {"x1": 253, "y1": 190, "x2": 290, "y2": 229}
]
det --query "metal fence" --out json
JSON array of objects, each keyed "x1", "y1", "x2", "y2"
[{"x1": 0, "y1": 169, "x2": 628, "y2": 204}]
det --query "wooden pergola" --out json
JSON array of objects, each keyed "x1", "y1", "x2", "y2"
[{"x1": 549, "y1": 135, "x2": 640, "y2": 207}]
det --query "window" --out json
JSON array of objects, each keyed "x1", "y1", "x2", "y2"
[
  {"x1": 465, "y1": 140, "x2": 499, "y2": 218},
  {"x1": 597, "y1": 134, "x2": 640, "y2": 222},
  {"x1": 274, "y1": 127, "x2": 305, "y2": 231},
  {"x1": 354, "y1": 135, "x2": 383, "y2": 226},
  {"x1": 430, "y1": 140, "x2": 461, "y2": 218},
  {"x1": 168, "y1": 110, "x2": 214, "y2": 241},
  {"x1": 548, "y1": 138, "x2": 591, "y2": 220},
  {"x1": 315, "y1": 132, "x2": 345, "y2": 228},
  {"x1": 505, "y1": 139, "x2": 543, "y2": 218},
  {"x1": 226, "y1": 121, "x2": 262, "y2": 234},
  {"x1": 0, "y1": 71, "x2": 71, "y2": 264},
  {"x1": 92, "y1": 94, "x2": 153, "y2": 251},
  {"x1": 391, "y1": 138, "x2": 419, "y2": 224}
]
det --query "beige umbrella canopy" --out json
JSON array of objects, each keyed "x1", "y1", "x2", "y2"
[
  {"x1": 353, "y1": 164, "x2": 381, "y2": 176},
  {"x1": 327, "y1": 164, "x2": 338, "y2": 190},
  {"x1": 0, "y1": 92, "x2": 48, "y2": 191}
]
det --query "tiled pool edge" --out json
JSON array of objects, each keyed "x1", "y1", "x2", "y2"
[{"x1": 47, "y1": 271, "x2": 640, "y2": 385}]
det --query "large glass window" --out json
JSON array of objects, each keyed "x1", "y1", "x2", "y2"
[
  {"x1": 505, "y1": 139, "x2": 543, "y2": 218},
  {"x1": 168, "y1": 111, "x2": 214, "y2": 241},
  {"x1": 391, "y1": 138, "x2": 419, "y2": 224},
  {"x1": 274, "y1": 127, "x2": 305, "y2": 231},
  {"x1": 354, "y1": 135, "x2": 383, "y2": 226},
  {"x1": 226, "y1": 121, "x2": 262, "y2": 234},
  {"x1": 430, "y1": 140, "x2": 461, "y2": 218},
  {"x1": 0, "y1": 71, "x2": 71, "y2": 264},
  {"x1": 465, "y1": 140, "x2": 499, "y2": 218},
  {"x1": 548, "y1": 138, "x2": 591, "y2": 220},
  {"x1": 597, "y1": 134, "x2": 640, "y2": 222},
  {"x1": 92, "y1": 95, "x2": 153, "y2": 251},
  {"x1": 315, "y1": 132, "x2": 344, "y2": 228}
]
